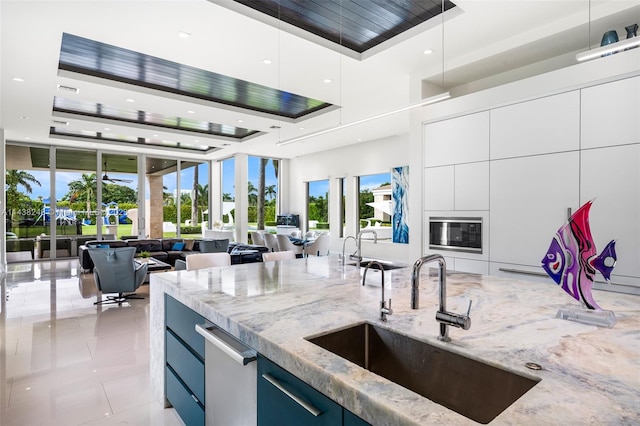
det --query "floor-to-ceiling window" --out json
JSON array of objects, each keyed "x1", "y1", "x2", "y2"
[
  {"x1": 248, "y1": 156, "x2": 278, "y2": 231},
  {"x1": 100, "y1": 153, "x2": 138, "y2": 238},
  {"x1": 221, "y1": 158, "x2": 235, "y2": 227},
  {"x1": 357, "y1": 172, "x2": 391, "y2": 237},
  {"x1": 307, "y1": 179, "x2": 329, "y2": 233}
]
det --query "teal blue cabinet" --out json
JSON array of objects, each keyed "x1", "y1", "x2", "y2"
[
  {"x1": 165, "y1": 295, "x2": 205, "y2": 426},
  {"x1": 257, "y1": 355, "x2": 370, "y2": 426}
]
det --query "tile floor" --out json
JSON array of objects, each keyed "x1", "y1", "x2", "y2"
[{"x1": 0, "y1": 260, "x2": 183, "y2": 426}]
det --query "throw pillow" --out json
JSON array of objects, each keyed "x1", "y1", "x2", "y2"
[
  {"x1": 171, "y1": 242, "x2": 185, "y2": 251},
  {"x1": 183, "y1": 239, "x2": 195, "y2": 251}
]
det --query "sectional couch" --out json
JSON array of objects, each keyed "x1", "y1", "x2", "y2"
[{"x1": 78, "y1": 238, "x2": 268, "y2": 272}]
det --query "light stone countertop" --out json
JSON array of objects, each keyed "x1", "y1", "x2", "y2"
[{"x1": 149, "y1": 255, "x2": 640, "y2": 425}]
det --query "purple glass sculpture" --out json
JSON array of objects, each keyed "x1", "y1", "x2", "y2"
[{"x1": 541, "y1": 200, "x2": 617, "y2": 310}]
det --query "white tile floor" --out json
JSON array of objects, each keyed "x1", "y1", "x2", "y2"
[{"x1": 0, "y1": 260, "x2": 183, "y2": 426}]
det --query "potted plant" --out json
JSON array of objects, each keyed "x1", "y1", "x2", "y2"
[{"x1": 139, "y1": 250, "x2": 151, "y2": 258}]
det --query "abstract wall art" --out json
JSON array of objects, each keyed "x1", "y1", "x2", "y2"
[{"x1": 392, "y1": 166, "x2": 409, "y2": 244}]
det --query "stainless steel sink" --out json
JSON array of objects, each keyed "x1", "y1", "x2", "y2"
[{"x1": 306, "y1": 322, "x2": 539, "y2": 424}]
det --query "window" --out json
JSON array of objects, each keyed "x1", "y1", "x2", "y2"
[
  {"x1": 307, "y1": 180, "x2": 329, "y2": 233},
  {"x1": 248, "y1": 156, "x2": 278, "y2": 230},
  {"x1": 357, "y1": 172, "x2": 391, "y2": 238}
]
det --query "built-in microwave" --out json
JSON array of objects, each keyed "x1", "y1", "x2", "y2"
[{"x1": 429, "y1": 217, "x2": 483, "y2": 254}]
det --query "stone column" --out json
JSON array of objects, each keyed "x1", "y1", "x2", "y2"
[{"x1": 148, "y1": 175, "x2": 164, "y2": 238}]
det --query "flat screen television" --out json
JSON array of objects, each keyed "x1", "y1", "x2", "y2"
[{"x1": 276, "y1": 214, "x2": 299, "y2": 228}]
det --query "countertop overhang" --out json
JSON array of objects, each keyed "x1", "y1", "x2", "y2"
[{"x1": 149, "y1": 255, "x2": 640, "y2": 425}]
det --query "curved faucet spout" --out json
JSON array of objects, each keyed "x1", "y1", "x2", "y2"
[
  {"x1": 355, "y1": 229, "x2": 378, "y2": 263},
  {"x1": 341, "y1": 236, "x2": 358, "y2": 266},
  {"x1": 362, "y1": 260, "x2": 392, "y2": 321},
  {"x1": 411, "y1": 254, "x2": 471, "y2": 342}
]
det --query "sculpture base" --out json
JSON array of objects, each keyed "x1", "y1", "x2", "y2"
[{"x1": 556, "y1": 306, "x2": 617, "y2": 328}]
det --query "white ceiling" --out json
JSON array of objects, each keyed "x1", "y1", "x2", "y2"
[{"x1": 1, "y1": 0, "x2": 639, "y2": 162}]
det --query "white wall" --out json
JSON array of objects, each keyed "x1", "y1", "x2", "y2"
[{"x1": 288, "y1": 135, "x2": 414, "y2": 263}]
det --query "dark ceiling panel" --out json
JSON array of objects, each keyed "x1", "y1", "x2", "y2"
[
  {"x1": 59, "y1": 33, "x2": 333, "y2": 120},
  {"x1": 231, "y1": 0, "x2": 456, "y2": 54},
  {"x1": 53, "y1": 97, "x2": 260, "y2": 140}
]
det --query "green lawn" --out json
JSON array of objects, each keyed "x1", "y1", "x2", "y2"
[{"x1": 80, "y1": 224, "x2": 201, "y2": 239}]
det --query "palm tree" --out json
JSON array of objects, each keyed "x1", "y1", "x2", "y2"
[
  {"x1": 265, "y1": 184, "x2": 276, "y2": 201},
  {"x1": 197, "y1": 183, "x2": 208, "y2": 222},
  {"x1": 191, "y1": 165, "x2": 199, "y2": 226},
  {"x1": 247, "y1": 181, "x2": 258, "y2": 206},
  {"x1": 6, "y1": 170, "x2": 41, "y2": 222},
  {"x1": 67, "y1": 173, "x2": 96, "y2": 215},
  {"x1": 257, "y1": 158, "x2": 268, "y2": 230}
]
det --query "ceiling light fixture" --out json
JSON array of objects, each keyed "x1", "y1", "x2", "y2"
[
  {"x1": 323, "y1": 78, "x2": 332, "y2": 83},
  {"x1": 178, "y1": 31, "x2": 191, "y2": 38},
  {"x1": 57, "y1": 84, "x2": 79, "y2": 93},
  {"x1": 262, "y1": 59, "x2": 272, "y2": 64},
  {"x1": 276, "y1": 91, "x2": 450, "y2": 146},
  {"x1": 423, "y1": 49, "x2": 433, "y2": 55},
  {"x1": 13, "y1": 77, "x2": 24, "y2": 82},
  {"x1": 576, "y1": 36, "x2": 640, "y2": 61},
  {"x1": 126, "y1": 98, "x2": 135, "y2": 102}
]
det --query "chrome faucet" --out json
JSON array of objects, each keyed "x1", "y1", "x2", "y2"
[
  {"x1": 352, "y1": 229, "x2": 377, "y2": 262},
  {"x1": 411, "y1": 254, "x2": 471, "y2": 341},
  {"x1": 362, "y1": 260, "x2": 392, "y2": 321},
  {"x1": 341, "y1": 236, "x2": 358, "y2": 266}
]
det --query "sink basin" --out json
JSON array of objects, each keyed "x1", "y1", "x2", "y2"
[{"x1": 306, "y1": 323, "x2": 539, "y2": 424}]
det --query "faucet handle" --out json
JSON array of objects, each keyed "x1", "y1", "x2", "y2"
[{"x1": 465, "y1": 299, "x2": 473, "y2": 317}]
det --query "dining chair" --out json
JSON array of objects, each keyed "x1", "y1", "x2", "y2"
[
  {"x1": 262, "y1": 233, "x2": 280, "y2": 252},
  {"x1": 276, "y1": 234, "x2": 304, "y2": 257},
  {"x1": 186, "y1": 252, "x2": 231, "y2": 270},
  {"x1": 303, "y1": 234, "x2": 330, "y2": 257},
  {"x1": 251, "y1": 231, "x2": 265, "y2": 246},
  {"x1": 262, "y1": 251, "x2": 296, "y2": 262}
]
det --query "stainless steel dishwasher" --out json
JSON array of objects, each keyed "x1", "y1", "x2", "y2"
[{"x1": 195, "y1": 324, "x2": 257, "y2": 426}]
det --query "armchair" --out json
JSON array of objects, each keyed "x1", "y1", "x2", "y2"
[
  {"x1": 276, "y1": 234, "x2": 303, "y2": 257},
  {"x1": 303, "y1": 233, "x2": 331, "y2": 257},
  {"x1": 88, "y1": 247, "x2": 148, "y2": 305}
]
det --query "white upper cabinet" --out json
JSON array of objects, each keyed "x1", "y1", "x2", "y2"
[
  {"x1": 424, "y1": 111, "x2": 489, "y2": 167},
  {"x1": 581, "y1": 76, "x2": 640, "y2": 149},
  {"x1": 489, "y1": 152, "x2": 580, "y2": 267},
  {"x1": 455, "y1": 162, "x2": 489, "y2": 211},
  {"x1": 424, "y1": 166, "x2": 454, "y2": 211},
  {"x1": 490, "y1": 91, "x2": 580, "y2": 159}
]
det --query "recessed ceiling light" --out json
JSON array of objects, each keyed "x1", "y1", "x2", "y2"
[
  {"x1": 187, "y1": 110, "x2": 195, "y2": 114},
  {"x1": 104, "y1": 127, "x2": 111, "y2": 131},
  {"x1": 12, "y1": 77, "x2": 24, "y2": 82},
  {"x1": 153, "y1": 134, "x2": 158, "y2": 137},
  {"x1": 178, "y1": 31, "x2": 191, "y2": 38},
  {"x1": 200, "y1": 145, "x2": 208, "y2": 149},
  {"x1": 24, "y1": 137, "x2": 30, "y2": 140},
  {"x1": 262, "y1": 59, "x2": 272, "y2": 65},
  {"x1": 423, "y1": 49, "x2": 433, "y2": 55},
  {"x1": 357, "y1": 138, "x2": 362, "y2": 142},
  {"x1": 126, "y1": 98, "x2": 135, "y2": 103},
  {"x1": 20, "y1": 116, "x2": 29, "y2": 120},
  {"x1": 299, "y1": 127, "x2": 305, "y2": 130},
  {"x1": 323, "y1": 78, "x2": 332, "y2": 84},
  {"x1": 237, "y1": 119, "x2": 243, "y2": 123},
  {"x1": 57, "y1": 84, "x2": 79, "y2": 93},
  {"x1": 194, "y1": 139, "x2": 200, "y2": 143}
]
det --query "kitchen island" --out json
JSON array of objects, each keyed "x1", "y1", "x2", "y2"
[{"x1": 149, "y1": 255, "x2": 639, "y2": 425}]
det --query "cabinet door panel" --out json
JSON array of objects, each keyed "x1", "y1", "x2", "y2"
[
  {"x1": 165, "y1": 294, "x2": 205, "y2": 358},
  {"x1": 490, "y1": 152, "x2": 579, "y2": 266},
  {"x1": 424, "y1": 111, "x2": 489, "y2": 167},
  {"x1": 257, "y1": 356, "x2": 341, "y2": 426},
  {"x1": 166, "y1": 330, "x2": 205, "y2": 405},
  {"x1": 581, "y1": 76, "x2": 640, "y2": 149},
  {"x1": 424, "y1": 166, "x2": 454, "y2": 211},
  {"x1": 581, "y1": 144, "x2": 640, "y2": 282},
  {"x1": 166, "y1": 366, "x2": 205, "y2": 426},
  {"x1": 491, "y1": 92, "x2": 580, "y2": 159},
  {"x1": 344, "y1": 409, "x2": 371, "y2": 426},
  {"x1": 455, "y1": 162, "x2": 489, "y2": 211}
]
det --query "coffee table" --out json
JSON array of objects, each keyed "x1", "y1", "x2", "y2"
[{"x1": 135, "y1": 257, "x2": 172, "y2": 282}]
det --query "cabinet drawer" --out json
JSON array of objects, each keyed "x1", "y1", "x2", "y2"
[
  {"x1": 166, "y1": 366, "x2": 204, "y2": 426},
  {"x1": 257, "y1": 355, "x2": 341, "y2": 426},
  {"x1": 165, "y1": 294, "x2": 205, "y2": 358},
  {"x1": 166, "y1": 330, "x2": 205, "y2": 405}
]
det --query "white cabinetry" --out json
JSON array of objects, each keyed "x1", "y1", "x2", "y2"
[
  {"x1": 424, "y1": 111, "x2": 489, "y2": 167},
  {"x1": 455, "y1": 162, "x2": 489, "y2": 211},
  {"x1": 581, "y1": 144, "x2": 640, "y2": 282},
  {"x1": 489, "y1": 152, "x2": 579, "y2": 266},
  {"x1": 424, "y1": 166, "x2": 454, "y2": 211},
  {"x1": 581, "y1": 76, "x2": 640, "y2": 149},
  {"x1": 490, "y1": 91, "x2": 580, "y2": 159}
]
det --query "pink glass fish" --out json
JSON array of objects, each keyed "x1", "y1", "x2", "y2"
[{"x1": 541, "y1": 200, "x2": 617, "y2": 310}]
